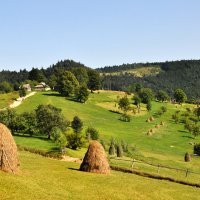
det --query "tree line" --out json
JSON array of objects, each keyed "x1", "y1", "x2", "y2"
[{"x1": 98, "y1": 59, "x2": 200, "y2": 100}]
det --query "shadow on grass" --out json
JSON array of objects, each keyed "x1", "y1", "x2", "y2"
[
  {"x1": 42, "y1": 93, "x2": 63, "y2": 97},
  {"x1": 68, "y1": 167, "x2": 79, "y2": 171},
  {"x1": 109, "y1": 109, "x2": 121, "y2": 114},
  {"x1": 181, "y1": 135, "x2": 194, "y2": 139}
]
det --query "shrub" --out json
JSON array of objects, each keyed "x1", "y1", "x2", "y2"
[
  {"x1": 67, "y1": 131, "x2": 85, "y2": 150},
  {"x1": 161, "y1": 106, "x2": 167, "y2": 113},
  {"x1": 120, "y1": 113, "x2": 131, "y2": 122},
  {"x1": 19, "y1": 88, "x2": 26, "y2": 97},
  {"x1": 146, "y1": 101, "x2": 152, "y2": 112},
  {"x1": 71, "y1": 116, "x2": 83, "y2": 134},
  {"x1": 85, "y1": 126, "x2": 99, "y2": 140}
]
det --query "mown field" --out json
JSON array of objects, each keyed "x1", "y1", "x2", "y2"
[
  {"x1": 1, "y1": 90, "x2": 200, "y2": 199},
  {"x1": 0, "y1": 151, "x2": 200, "y2": 200}
]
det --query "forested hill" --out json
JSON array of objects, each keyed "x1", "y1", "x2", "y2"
[
  {"x1": 0, "y1": 60, "x2": 89, "y2": 85},
  {"x1": 98, "y1": 60, "x2": 200, "y2": 99}
]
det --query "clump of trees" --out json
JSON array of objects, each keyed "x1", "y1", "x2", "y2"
[
  {"x1": 0, "y1": 81, "x2": 13, "y2": 93},
  {"x1": 86, "y1": 126, "x2": 99, "y2": 140},
  {"x1": 174, "y1": 88, "x2": 187, "y2": 104},
  {"x1": 0, "y1": 105, "x2": 88, "y2": 152},
  {"x1": 118, "y1": 96, "x2": 131, "y2": 122}
]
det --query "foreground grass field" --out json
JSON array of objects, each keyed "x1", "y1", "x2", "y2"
[{"x1": 0, "y1": 151, "x2": 200, "y2": 200}]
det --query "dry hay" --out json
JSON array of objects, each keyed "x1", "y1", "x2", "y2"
[
  {"x1": 147, "y1": 130, "x2": 152, "y2": 136},
  {"x1": 146, "y1": 118, "x2": 151, "y2": 123},
  {"x1": 155, "y1": 124, "x2": 161, "y2": 129},
  {"x1": 0, "y1": 123, "x2": 19, "y2": 173},
  {"x1": 160, "y1": 121, "x2": 164, "y2": 126},
  {"x1": 149, "y1": 116, "x2": 155, "y2": 122},
  {"x1": 80, "y1": 141, "x2": 110, "y2": 174},
  {"x1": 147, "y1": 129, "x2": 155, "y2": 136}
]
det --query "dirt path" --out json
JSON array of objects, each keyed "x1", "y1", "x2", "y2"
[{"x1": 9, "y1": 92, "x2": 36, "y2": 109}]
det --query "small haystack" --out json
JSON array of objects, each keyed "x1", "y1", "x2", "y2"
[
  {"x1": 147, "y1": 130, "x2": 152, "y2": 136},
  {"x1": 147, "y1": 129, "x2": 155, "y2": 136},
  {"x1": 80, "y1": 141, "x2": 110, "y2": 174},
  {"x1": 0, "y1": 123, "x2": 19, "y2": 173},
  {"x1": 160, "y1": 121, "x2": 164, "y2": 126},
  {"x1": 149, "y1": 116, "x2": 155, "y2": 122},
  {"x1": 146, "y1": 118, "x2": 151, "y2": 123},
  {"x1": 155, "y1": 124, "x2": 160, "y2": 129}
]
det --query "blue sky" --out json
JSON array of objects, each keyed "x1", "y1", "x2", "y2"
[{"x1": 0, "y1": 0, "x2": 200, "y2": 71}]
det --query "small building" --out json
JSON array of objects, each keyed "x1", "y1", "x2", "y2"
[
  {"x1": 21, "y1": 84, "x2": 31, "y2": 92},
  {"x1": 34, "y1": 82, "x2": 51, "y2": 91}
]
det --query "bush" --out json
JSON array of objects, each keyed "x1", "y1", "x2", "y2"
[
  {"x1": 146, "y1": 101, "x2": 152, "y2": 112},
  {"x1": 194, "y1": 144, "x2": 200, "y2": 155},
  {"x1": 67, "y1": 131, "x2": 85, "y2": 150},
  {"x1": 19, "y1": 88, "x2": 26, "y2": 97},
  {"x1": 71, "y1": 116, "x2": 83, "y2": 134},
  {"x1": 120, "y1": 113, "x2": 131, "y2": 122},
  {"x1": 85, "y1": 126, "x2": 99, "y2": 140},
  {"x1": 161, "y1": 106, "x2": 167, "y2": 113}
]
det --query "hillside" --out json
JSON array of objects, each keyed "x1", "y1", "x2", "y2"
[
  {"x1": 1, "y1": 90, "x2": 200, "y2": 199},
  {"x1": 13, "y1": 91, "x2": 200, "y2": 174},
  {"x1": 98, "y1": 60, "x2": 200, "y2": 99}
]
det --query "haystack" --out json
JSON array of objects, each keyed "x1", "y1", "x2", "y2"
[
  {"x1": 160, "y1": 121, "x2": 164, "y2": 126},
  {"x1": 147, "y1": 130, "x2": 152, "y2": 136},
  {"x1": 0, "y1": 123, "x2": 19, "y2": 173},
  {"x1": 146, "y1": 118, "x2": 151, "y2": 123},
  {"x1": 155, "y1": 124, "x2": 160, "y2": 129},
  {"x1": 80, "y1": 141, "x2": 110, "y2": 174},
  {"x1": 149, "y1": 116, "x2": 155, "y2": 122}
]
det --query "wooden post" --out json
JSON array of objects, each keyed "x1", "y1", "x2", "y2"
[
  {"x1": 185, "y1": 169, "x2": 189, "y2": 177},
  {"x1": 157, "y1": 164, "x2": 160, "y2": 173},
  {"x1": 131, "y1": 159, "x2": 136, "y2": 168}
]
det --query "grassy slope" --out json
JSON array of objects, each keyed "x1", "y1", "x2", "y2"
[
  {"x1": 0, "y1": 92, "x2": 19, "y2": 109},
  {"x1": 13, "y1": 91, "x2": 200, "y2": 176},
  {"x1": 0, "y1": 151, "x2": 199, "y2": 200}
]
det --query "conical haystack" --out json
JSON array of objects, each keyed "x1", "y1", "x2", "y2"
[
  {"x1": 80, "y1": 141, "x2": 110, "y2": 174},
  {"x1": 0, "y1": 123, "x2": 19, "y2": 173}
]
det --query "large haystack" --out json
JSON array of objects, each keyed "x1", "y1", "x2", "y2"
[
  {"x1": 0, "y1": 123, "x2": 19, "y2": 173},
  {"x1": 80, "y1": 141, "x2": 110, "y2": 174}
]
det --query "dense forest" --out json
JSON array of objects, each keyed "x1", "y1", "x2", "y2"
[
  {"x1": 0, "y1": 59, "x2": 200, "y2": 100},
  {"x1": 97, "y1": 60, "x2": 200, "y2": 100}
]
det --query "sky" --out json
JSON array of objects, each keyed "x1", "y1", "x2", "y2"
[{"x1": 0, "y1": 0, "x2": 200, "y2": 71}]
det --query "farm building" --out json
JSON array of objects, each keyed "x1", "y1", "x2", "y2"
[
  {"x1": 21, "y1": 84, "x2": 31, "y2": 92},
  {"x1": 34, "y1": 82, "x2": 51, "y2": 91}
]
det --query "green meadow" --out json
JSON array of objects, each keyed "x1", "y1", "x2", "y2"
[{"x1": 1, "y1": 90, "x2": 200, "y2": 199}]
